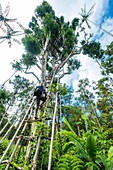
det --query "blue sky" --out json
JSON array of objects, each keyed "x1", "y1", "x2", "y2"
[
  {"x1": 0, "y1": 0, "x2": 113, "y2": 91},
  {"x1": 107, "y1": 0, "x2": 113, "y2": 18}
]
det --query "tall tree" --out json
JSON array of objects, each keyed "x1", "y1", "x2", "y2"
[
  {"x1": 76, "y1": 78, "x2": 101, "y2": 129},
  {"x1": 101, "y1": 41, "x2": 113, "y2": 75},
  {"x1": 12, "y1": 1, "x2": 88, "y2": 86},
  {"x1": 96, "y1": 77, "x2": 113, "y2": 130}
]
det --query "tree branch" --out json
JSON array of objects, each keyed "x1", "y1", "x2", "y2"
[
  {"x1": 1, "y1": 70, "x2": 18, "y2": 88},
  {"x1": 35, "y1": 62, "x2": 41, "y2": 70},
  {"x1": 59, "y1": 72, "x2": 70, "y2": 79},
  {"x1": 24, "y1": 70, "x2": 40, "y2": 83},
  {"x1": 58, "y1": 51, "x2": 79, "y2": 71}
]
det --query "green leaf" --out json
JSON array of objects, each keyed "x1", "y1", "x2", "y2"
[
  {"x1": 86, "y1": 134, "x2": 97, "y2": 162},
  {"x1": 81, "y1": 114, "x2": 88, "y2": 120},
  {"x1": 64, "y1": 117, "x2": 76, "y2": 135},
  {"x1": 108, "y1": 146, "x2": 113, "y2": 168},
  {"x1": 62, "y1": 142, "x2": 74, "y2": 153},
  {"x1": 108, "y1": 146, "x2": 113, "y2": 162},
  {"x1": 99, "y1": 155, "x2": 109, "y2": 170}
]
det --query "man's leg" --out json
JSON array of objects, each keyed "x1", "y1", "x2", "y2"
[
  {"x1": 40, "y1": 97, "x2": 46, "y2": 106},
  {"x1": 35, "y1": 97, "x2": 40, "y2": 119}
]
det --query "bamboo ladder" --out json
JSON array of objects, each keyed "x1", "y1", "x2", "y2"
[{"x1": 0, "y1": 74, "x2": 60, "y2": 169}]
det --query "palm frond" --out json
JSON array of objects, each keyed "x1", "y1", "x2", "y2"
[
  {"x1": 16, "y1": 21, "x2": 25, "y2": 31},
  {"x1": 79, "y1": 4, "x2": 95, "y2": 29},
  {"x1": 62, "y1": 142, "x2": 74, "y2": 153},
  {"x1": 3, "y1": 2, "x2": 10, "y2": 17},
  {"x1": 4, "y1": 22, "x2": 13, "y2": 32},
  {"x1": 86, "y1": 20, "x2": 91, "y2": 29},
  {"x1": 0, "y1": 36, "x2": 8, "y2": 39},
  {"x1": 64, "y1": 118, "x2": 88, "y2": 160},
  {"x1": 0, "y1": 39, "x2": 6, "y2": 43},
  {"x1": 13, "y1": 38, "x2": 21, "y2": 45},
  {"x1": 0, "y1": 27, "x2": 6, "y2": 33},
  {"x1": 0, "y1": 4, "x2": 2, "y2": 16},
  {"x1": 64, "y1": 117, "x2": 77, "y2": 135},
  {"x1": 72, "y1": 138, "x2": 88, "y2": 160},
  {"x1": 108, "y1": 146, "x2": 113, "y2": 168},
  {"x1": 99, "y1": 155, "x2": 109, "y2": 170},
  {"x1": 84, "y1": 3, "x2": 86, "y2": 15},
  {"x1": 87, "y1": 3, "x2": 95, "y2": 16},
  {"x1": 86, "y1": 134, "x2": 97, "y2": 162}
]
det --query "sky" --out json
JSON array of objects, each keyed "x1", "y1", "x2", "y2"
[{"x1": 0, "y1": 0, "x2": 113, "y2": 91}]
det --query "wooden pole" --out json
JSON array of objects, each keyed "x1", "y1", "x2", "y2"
[
  {"x1": 0, "y1": 97, "x2": 34, "y2": 164},
  {"x1": 5, "y1": 101, "x2": 34, "y2": 170},
  {"x1": 0, "y1": 121, "x2": 16, "y2": 143},
  {"x1": 24, "y1": 117, "x2": 37, "y2": 166},
  {"x1": 0, "y1": 113, "x2": 5, "y2": 125},
  {"x1": 32, "y1": 135, "x2": 41, "y2": 170},
  {"x1": 48, "y1": 92, "x2": 58, "y2": 170}
]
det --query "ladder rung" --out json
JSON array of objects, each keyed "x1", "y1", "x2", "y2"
[
  {"x1": 24, "y1": 119, "x2": 42, "y2": 123},
  {"x1": 16, "y1": 135, "x2": 34, "y2": 141}
]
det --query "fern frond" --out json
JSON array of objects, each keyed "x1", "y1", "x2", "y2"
[
  {"x1": 57, "y1": 153, "x2": 84, "y2": 170},
  {"x1": 85, "y1": 161, "x2": 100, "y2": 170},
  {"x1": 71, "y1": 156, "x2": 84, "y2": 170},
  {"x1": 57, "y1": 154, "x2": 72, "y2": 170},
  {"x1": 58, "y1": 163, "x2": 70, "y2": 170}
]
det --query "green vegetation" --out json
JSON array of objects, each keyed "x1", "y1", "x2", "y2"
[{"x1": 0, "y1": 1, "x2": 113, "y2": 169}]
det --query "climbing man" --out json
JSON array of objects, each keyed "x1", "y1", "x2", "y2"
[{"x1": 34, "y1": 83, "x2": 47, "y2": 119}]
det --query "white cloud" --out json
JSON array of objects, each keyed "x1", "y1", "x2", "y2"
[
  {"x1": 72, "y1": 54, "x2": 103, "y2": 92},
  {"x1": 97, "y1": 18, "x2": 113, "y2": 48}
]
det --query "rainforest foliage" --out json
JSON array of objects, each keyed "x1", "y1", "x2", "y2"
[{"x1": 0, "y1": 1, "x2": 113, "y2": 170}]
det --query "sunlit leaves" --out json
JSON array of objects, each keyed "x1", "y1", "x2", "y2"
[
  {"x1": 9, "y1": 75, "x2": 33, "y2": 98},
  {"x1": 22, "y1": 53, "x2": 36, "y2": 67},
  {"x1": 71, "y1": 18, "x2": 79, "y2": 30},
  {"x1": 35, "y1": 1, "x2": 55, "y2": 18},
  {"x1": 101, "y1": 41, "x2": 113, "y2": 74},
  {"x1": 96, "y1": 77, "x2": 113, "y2": 129},
  {"x1": 82, "y1": 41, "x2": 104, "y2": 59},
  {"x1": 22, "y1": 35, "x2": 41, "y2": 54},
  {"x1": 12, "y1": 61, "x2": 22, "y2": 71},
  {"x1": 43, "y1": 13, "x2": 59, "y2": 37},
  {"x1": 67, "y1": 58, "x2": 81, "y2": 74}
]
